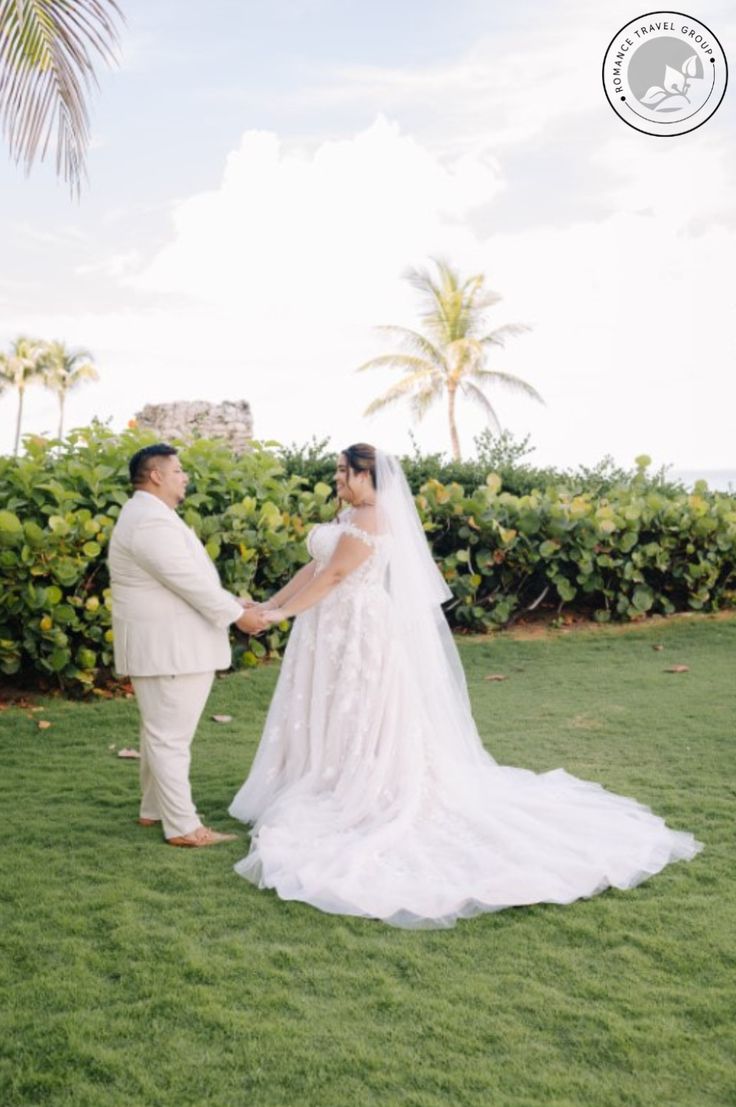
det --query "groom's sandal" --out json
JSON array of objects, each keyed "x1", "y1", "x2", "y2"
[
  {"x1": 167, "y1": 826, "x2": 238, "y2": 848},
  {"x1": 137, "y1": 817, "x2": 161, "y2": 827}
]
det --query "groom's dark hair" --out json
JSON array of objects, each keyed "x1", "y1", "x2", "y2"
[{"x1": 129, "y1": 443, "x2": 178, "y2": 487}]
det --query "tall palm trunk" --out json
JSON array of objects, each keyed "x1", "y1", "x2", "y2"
[
  {"x1": 57, "y1": 391, "x2": 66, "y2": 441},
  {"x1": 13, "y1": 385, "x2": 25, "y2": 456},
  {"x1": 447, "y1": 385, "x2": 461, "y2": 461}
]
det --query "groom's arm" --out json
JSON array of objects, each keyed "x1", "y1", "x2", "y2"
[{"x1": 131, "y1": 516, "x2": 244, "y2": 628}]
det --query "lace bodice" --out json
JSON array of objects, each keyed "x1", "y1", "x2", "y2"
[{"x1": 306, "y1": 514, "x2": 390, "y2": 593}]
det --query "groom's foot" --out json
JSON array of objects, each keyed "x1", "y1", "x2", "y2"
[
  {"x1": 167, "y1": 825, "x2": 238, "y2": 849},
  {"x1": 137, "y1": 817, "x2": 161, "y2": 827}
]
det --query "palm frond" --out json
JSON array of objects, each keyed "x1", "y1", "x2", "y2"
[
  {"x1": 434, "y1": 262, "x2": 499, "y2": 339},
  {"x1": 38, "y1": 339, "x2": 99, "y2": 394},
  {"x1": 355, "y1": 353, "x2": 437, "y2": 376},
  {"x1": 50, "y1": 361, "x2": 99, "y2": 392},
  {"x1": 404, "y1": 261, "x2": 443, "y2": 299},
  {"x1": 373, "y1": 325, "x2": 445, "y2": 367},
  {"x1": 463, "y1": 275, "x2": 502, "y2": 329},
  {"x1": 480, "y1": 323, "x2": 533, "y2": 349},
  {"x1": 363, "y1": 368, "x2": 442, "y2": 417},
  {"x1": 70, "y1": 361, "x2": 98, "y2": 384},
  {"x1": 409, "y1": 380, "x2": 442, "y2": 422},
  {"x1": 0, "y1": 0, "x2": 123, "y2": 193},
  {"x1": 404, "y1": 260, "x2": 457, "y2": 342},
  {"x1": 467, "y1": 367, "x2": 544, "y2": 404},
  {"x1": 404, "y1": 258, "x2": 506, "y2": 343},
  {"x1": 460, "y1": 382, "x2": 502, "y2": 433},
  {"x1": 0, "y1": 334, "x2": 45, "y2": 386},
  {"x1": 467, "y1": 284, "x2": 502, "y2": 312}
]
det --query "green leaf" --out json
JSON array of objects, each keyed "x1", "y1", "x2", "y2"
[
  {"x1": 82, "y1": 541, "x2": 101, "y2": 558},
  {"x1": 553, "y1": 577, "x2": 577, "y2": 602},
  {"x1": 0, "y1": 510, "x2": 23, "y2": 545},
  {"x1": 24, "y1": 521, "x2": 46, "y2": 546},
  {"x1": 518, "y1": 512, "x2": 541, "y2": 535},
  {"x1": 76, "y1": 648, "x2": 97, "y2": 669},
  {"x1": 52, "y1": 559, "x2": 81, "y2": 587},
  {"x1": 47, "y1": 647, "x2": 71, "y2": 672},
  {"x1": 632, "y1": 585, "x2": 654, "y2": 612},
  {"x1": 259, "y1": 501, "x2": 283, "y2": 528},
  {"x1": 53, "y1": 605, "x2": 77, "y2": 626}
]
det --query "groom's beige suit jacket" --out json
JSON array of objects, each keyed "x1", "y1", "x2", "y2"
[{"x1": 108, "y1": 490, "x2": 243, "y2": 677}]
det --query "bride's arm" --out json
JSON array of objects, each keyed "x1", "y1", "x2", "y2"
[
  {"x1": 261, "y1": 561, "x2": 317, "y2": 609},
  {"x1": 265, "y1": 534, "x2": 372, "y2": 620}
]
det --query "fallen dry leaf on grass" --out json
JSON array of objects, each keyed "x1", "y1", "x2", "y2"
[
  {"x1": 117, "y1": 748, "x2": 141, "y2": 759},
  {"x1": 484, "y1": 674, "x2": 508, "y2": 682},
  {"x1": 664, "y1": 664, "x2": 689, "y2": 673},
  {"x1": 212, "y1": 714, "x2": 233, "y2": 723},
  {"x1": 652, "y1": 644, "x2": 664, "y2": 651},
  {"x1": 37, "y1": 720, "x2": 52, "y2": 729}
]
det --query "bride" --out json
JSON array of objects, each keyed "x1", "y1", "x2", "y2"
[{"x1": 228, "y1": 444, "x2": 702, "y2": 928}]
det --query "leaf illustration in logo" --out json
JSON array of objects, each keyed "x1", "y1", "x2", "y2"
[
  {"x1": 682, "y1": 54, "x2": 699, "y2": 78},
  {"x1": 655, "y1": 93, "x2": 689, "y2": 112},
  {"x1": 663, "y1": 64, "x2": 684, "y2": 94},
  {"x1": 641, "y1": 85, "x2": 667, "y2": 105}
]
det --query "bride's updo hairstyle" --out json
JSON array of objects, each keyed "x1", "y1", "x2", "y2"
[{"x1": 342, "y1": 443, "x2": 378, "y2": 488}]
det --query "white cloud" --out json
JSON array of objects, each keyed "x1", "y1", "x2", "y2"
[
  {"x1": 11, "y1": 221, "x2": 90, "y2": 249},
  {"x1": 134, "y1": 118, "x2": 504, "y2": 312},
  {"x1": 591, "y1": 131, "x2": 736, "y2": 230},
  {"x1": 75, "y1": 250, "x2": 144, "y2": 279}
]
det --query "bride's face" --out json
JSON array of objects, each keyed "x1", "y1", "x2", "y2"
[
  {"x1": 335, "y1": 454, "x2": 352, "y2": 501},
  {"x1": 335, "y1": 454, "x2": 369, "y2": 503}
]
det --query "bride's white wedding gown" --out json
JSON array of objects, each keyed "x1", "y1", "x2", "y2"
[{"x1": 229, "y1": 515, "x2": 702, "y2": 928}]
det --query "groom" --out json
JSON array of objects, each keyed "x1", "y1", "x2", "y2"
[{"x1": 108, "y1": 443, "x2": 266, "y2": 848}]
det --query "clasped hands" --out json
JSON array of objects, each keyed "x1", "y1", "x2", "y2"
[{"x1": 235, "y1": 598, "x2": 288, "y2": 636}]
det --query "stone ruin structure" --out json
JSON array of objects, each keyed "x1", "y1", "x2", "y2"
[{"x1": 134, "y1": 400, "x2": 253, "y2": 454}]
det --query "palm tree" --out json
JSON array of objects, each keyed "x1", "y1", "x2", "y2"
[
  {"x1": 40, "y1": 340, "x2": 99, "y2": 440},
  {"x1": 358, "y1": 258, "x2": 542, "y2": 460},
  {"x1": 0, "y1": 0, "x2": 123, "y2": 194},
  {"x1": 0, "y1": 335, "x2": 46, "y2": 455}
]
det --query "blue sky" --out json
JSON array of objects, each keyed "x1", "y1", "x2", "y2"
[{"x1": 1, "y1": 0, "x2": 734, "y2": 474}]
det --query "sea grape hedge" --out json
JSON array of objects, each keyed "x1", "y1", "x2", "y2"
[{"x1": 0, "y1": 424, "x2": 734, "y2": 694}]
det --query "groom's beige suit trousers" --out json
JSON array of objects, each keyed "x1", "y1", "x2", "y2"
[
  {"x1": 131, "y1": 671, "x2": 214, "y2": 838},
  {"x1": 108, "y1": 490, "x2": 244, "y2": 840}
]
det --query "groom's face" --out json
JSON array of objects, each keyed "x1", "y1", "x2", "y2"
[{"x1": 154, "y1": 455, "x2": 189, "y2": 507}]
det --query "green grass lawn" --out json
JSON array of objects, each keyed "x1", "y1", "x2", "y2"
[{"x1": 1, "y1": 614, "x2": 734, "y2": 1107}]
